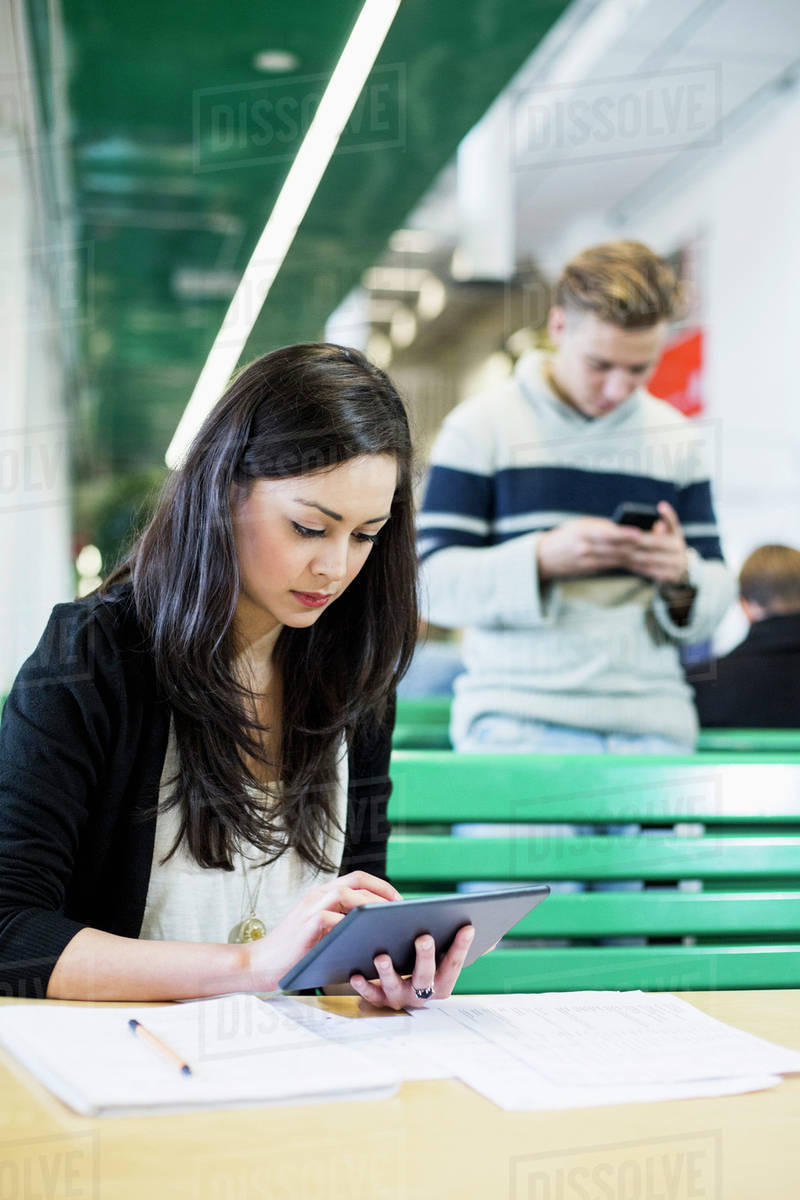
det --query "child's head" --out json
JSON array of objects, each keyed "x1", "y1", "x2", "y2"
[{"x1": 739, "y1": 544, "x2": 800, "y2": 623}]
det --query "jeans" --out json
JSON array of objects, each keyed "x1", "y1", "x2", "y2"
[{"x1": 456, "y1": 714, "x2": 689, "y2": 756}]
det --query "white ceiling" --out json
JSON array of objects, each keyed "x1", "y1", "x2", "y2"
[
  {"x1": 405, "y1": 0, "x2": 799, "y2": 261},
  {"x1": 511, "y1": 0, "x2": 800, "y2": 246}
]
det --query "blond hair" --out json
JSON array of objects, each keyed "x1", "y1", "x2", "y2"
[
  {"x1": 739, "y1": 544, "x2": 800, "y2": 613},
  {"x1": 555, "y1": 240, "x2": 681, "y2": 329}
]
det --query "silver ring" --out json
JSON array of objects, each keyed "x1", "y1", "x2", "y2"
[{"x1": 413, "y1": 984, "x2": 435, "y2": 1001}]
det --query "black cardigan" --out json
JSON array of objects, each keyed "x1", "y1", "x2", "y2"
[{"x1": 0, "y1": 585, "x2": 394, "y2": 998}]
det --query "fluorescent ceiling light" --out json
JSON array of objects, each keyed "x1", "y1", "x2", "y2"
[
  {"x1": 389, "y1": 305, "x2": 417, "y2": 349},
  {"x1": 172, "y1": 267, "x2": 239, "y2": 299},
  {"x1": 506, "y1": 327, "x2": 537, "y2": 356},
  {"x1": 166, "y1": 0, "x2": 402, "y2": 468},
  {"x1": 450, "y1": 247, "x2": 474, "y2": 281},
  {"x1": 361, "y1": 265, "x2": 429, "y2": 292},
  {"x1": 417, "y1": 273, "x2": 446, "y2": 320},
  {"x1": 366, "y1": 297, "x2": 400, "y2": 322},
  {"x1": 253, "y1": 49, "x2": 300, "y2": 73},
  {"x1": 75, "y1": 544, "x2": 103, "y2": 577},
  {"x1": 389, "y1": 228, "x2": 437, "y2": 253},
  {"x1": 367, "y1": 330, "x2": 393, "y2": 368}
]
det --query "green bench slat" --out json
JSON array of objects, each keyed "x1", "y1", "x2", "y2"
[
  {"x1": 454, "y1": 944, "x2": 800, "y2": 993},
  {"x1": 697, "y1": 729, "x2": 800, "y2": 753},
  {"x1": 395, "y1": 697, "x2": 452, "y2": 723},
  {"x1": 392, "y1": 709, "x2": 800, "y2": 756},
  {"x1": 387, "y1": 747, "x2": 800, "y2": 987},
  {"x1": 387, "y1": 834, "x2": 800, "y2": 881},
  {"x1": 389, "y1": 752, "x2": 800, "y2": 822},
  {"x1": 504, "y1": 891, "x2": 800, "y2": 937},
  {"x1": 392, "y1": 724, "x2": 451, "y2": 750}
]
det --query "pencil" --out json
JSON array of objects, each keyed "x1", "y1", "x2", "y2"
[{"x1": 128, "y1": 1018, "x2": 193, "y2": 1076}]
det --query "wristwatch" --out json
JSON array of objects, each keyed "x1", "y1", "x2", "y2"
[{"x1": 659, "y1": 549, "x2": 696, "y2": 602}]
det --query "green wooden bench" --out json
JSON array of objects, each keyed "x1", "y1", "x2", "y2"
[
  {"x1": 392, "y1": 722, "x2": 452, "y2": 750},
  {"x1": 387, "y1": 751, "x2": 800, "y2": 992},
  {"x1": 394, "y1": 696, "x2": 452, "y2": 749},
  {"x1": 394, "y1": 697, "x2": 800, "y2": 755},
  {"x1": 396, "y1": 697, "x2": 452, "y2": 724},
  {"x1": 696, "y1": 729, "x2": 800, "y2": 753}
]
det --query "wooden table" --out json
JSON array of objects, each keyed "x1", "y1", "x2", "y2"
[{"x1": 0, "y1": 991, "x2": 798, "y2": 1199}]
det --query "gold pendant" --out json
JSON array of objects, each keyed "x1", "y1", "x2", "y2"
[{"x1": 228, "y1": 916, "x2": 267, "y2": 943}]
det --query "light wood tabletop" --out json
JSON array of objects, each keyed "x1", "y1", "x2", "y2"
[{"x1": 0, "y1": 990, "x2": 797, "y2": 1200}]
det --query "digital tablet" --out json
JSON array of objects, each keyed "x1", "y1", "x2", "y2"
[{"x1": 278, "y1": 884, "x2": 550, "y2": 992}]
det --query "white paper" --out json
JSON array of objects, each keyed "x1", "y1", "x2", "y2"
[
  {"x1": 406, "y1": 991, "x2": 800, "y2": 1110},
  {"x1": 271, "y1": 997, "x2": 456, "y2": 1081},
  {"x1": 451, "y1": 1036, "x2": 780, "y2": 1110},
  {"x1": 412, "y1": 991, "x2": 800, "y2": 1084},
  {"x1": 3, "y1": 990, "x2": 796, "y2": 1116},
  {"x1": 418, "y1": 1028, "x2": 780, "y2": 1110},
  {"x1": 0, "y1": 994, "x2": 398, "y2": 1116}
]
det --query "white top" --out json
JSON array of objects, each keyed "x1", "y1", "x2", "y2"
[{"x1": 139, "y1": 722, "x2": 348, "y2": 943}]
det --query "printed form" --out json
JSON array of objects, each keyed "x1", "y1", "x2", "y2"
[{"x1": 404, "y1": 990, "x2": 800, "y2": 1110}]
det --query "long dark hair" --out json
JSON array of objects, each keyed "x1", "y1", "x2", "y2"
[{"x1": 104, "y1": 343, "x2": 418, "y2": 871}]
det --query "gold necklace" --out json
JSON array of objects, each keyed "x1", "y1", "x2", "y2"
[{"x1": 228, "y1": 857, "x2": 267, "y2": 943}]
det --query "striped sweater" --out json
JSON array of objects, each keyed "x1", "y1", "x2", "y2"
[{"x1": 418, "y1": 351, "x2": 735, "y2": 747}]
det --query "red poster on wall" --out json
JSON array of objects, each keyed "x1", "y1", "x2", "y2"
[{"x1": 648, "y1": 327, "x2": 704, "y2": 417}]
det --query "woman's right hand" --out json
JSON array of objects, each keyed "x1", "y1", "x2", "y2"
[{"x1": 246, "y1": 871, "x2": 402, "y2": 991}]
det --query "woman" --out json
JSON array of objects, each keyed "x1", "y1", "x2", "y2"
[{"x1": 0, "y1": 343, "x2": 474, "y2": 1004}]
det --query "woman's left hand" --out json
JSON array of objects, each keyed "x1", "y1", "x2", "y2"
[{"x1": 349, "y1": 924, "x2": 475, "y2": 1010}]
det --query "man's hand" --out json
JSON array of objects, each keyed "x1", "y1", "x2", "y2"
[
  {"x1": 626, "y1": 501, "x2": 691, "y2": 586},
  {"x1": 537, "y1": 517, "x2": 644, "y2": 581}
]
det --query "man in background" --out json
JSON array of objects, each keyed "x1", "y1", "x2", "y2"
[
  {"x1": 418, "y1": 240, "x2": 734, "y2": 753},
  {"x1": 691, "y1": 544, "x2": 800, "y2": 728}
]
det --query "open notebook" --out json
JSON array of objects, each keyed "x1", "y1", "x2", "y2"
[{"x1": 0, "y1": 993, "x2": 398, "y2": 1117}]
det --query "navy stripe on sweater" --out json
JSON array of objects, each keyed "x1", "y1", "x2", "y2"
[
  {"x1": 422, "y1": 465, "x2": 493, "y2": 523},
  {"x1": 497, "y1": 465, "x2": 679, "y2": 520},
  {"x1": 419, "y1": 464, "x2": 722, "y2": 562}
]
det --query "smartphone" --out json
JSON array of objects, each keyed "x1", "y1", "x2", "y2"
[{"x1": 612, "y1": 502, "x2": 659, "y2": 530}]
